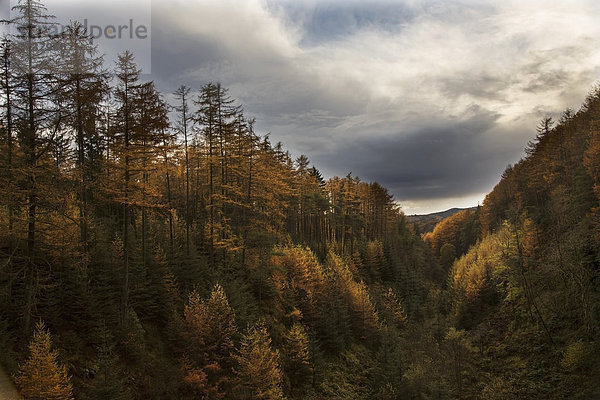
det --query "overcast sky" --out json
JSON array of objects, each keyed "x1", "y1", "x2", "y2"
[{"x1": 69, "y1": 0, "x2": 600, "y2": 213}]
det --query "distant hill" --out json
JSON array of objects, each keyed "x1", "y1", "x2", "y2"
[{"x1": 407, "y1": 207, "x2": 477, "y2": 233}]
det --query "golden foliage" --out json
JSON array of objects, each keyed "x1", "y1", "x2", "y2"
[
  {"x1": 234, "y1": 323, "x2": 284, "y2": 400},
  {"x1": 15, "y1": 321, "x2": 73, "y2": 400}
]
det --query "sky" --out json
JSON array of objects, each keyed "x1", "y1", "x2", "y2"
[{"x1": 27, "y1": 0, "x2": 600, "y2": 214}]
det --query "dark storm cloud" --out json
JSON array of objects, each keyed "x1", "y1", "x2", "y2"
[
  {"x1": 150, "y1": 26, "x2": 226, "y2": 88},
  {"x1": 309, "y1": 109, "x2": 515, "y2": 200}
]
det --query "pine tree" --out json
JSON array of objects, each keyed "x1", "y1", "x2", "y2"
[
  {"x1": 233, "y1": 323, "x2": 284, "y2": 400},
  {"x1": 15, "y1": 321, "x2": 74, "y2": 400}
]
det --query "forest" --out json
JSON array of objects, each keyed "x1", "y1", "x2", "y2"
[{"x1": 0, "y1": 1, "x2": 599, "y2": 399}]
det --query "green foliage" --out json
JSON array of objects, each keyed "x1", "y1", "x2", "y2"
[
  {"x1": 317, "y1": 344, "x2": 374, "y2": 400},
  {"x1": 439, "y1": 242, "x2": 456, "y2": 271},
  {"x1": 89, "y1": 328, "x2": 130, "y2": 400}
]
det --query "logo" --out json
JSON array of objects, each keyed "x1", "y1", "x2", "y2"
[{"x1": 6, "y1": 0, "x2": 152, "y2": 73}]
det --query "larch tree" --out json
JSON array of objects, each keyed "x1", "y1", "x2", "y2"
[
  {"x1": 233, "y1": 323, "x2": 285, "y2": 400},
  {"x1": 15, "y1": 321, "x2": 73, "y2": 400},
  {"x1": 282, "y1": 323, "x2": 311, "y2": 396},
  {"x1": 182, "y1": 283, "x2": 237, "y2": 399}
]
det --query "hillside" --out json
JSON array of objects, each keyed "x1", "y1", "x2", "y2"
[
  {"x1": 407, "y1": 207, "x2": 477, "y2": 233},
  {"x1": 443, "y1": 89, "x2": 600, "y2": 398}
]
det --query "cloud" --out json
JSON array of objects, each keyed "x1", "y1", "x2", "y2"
[
  {"x1": 148, "y1": 0, "x2": 600, "y2": 213},
  {"x1": 309, "y1": 106, "x2": 514, "y2": 199}
]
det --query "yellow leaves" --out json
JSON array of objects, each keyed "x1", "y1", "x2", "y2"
[
  {"x1": 233, "y1": 323, "x2": 284, "y2": 400},
  {"x1": 326, "y1": 252, "x2": 379, "y2": 335},
  {"x1": 450, "y1": 227, "x2": 509, "y2": 303},
  {"x1": 464, "y1": 263, "x2": 488, "y2": 303},
  {"x1": 444, "y1": 326, "x2": 466, "y2": 342},
  {"x1": 183, "y1": 283, "x2": 237, "y2": 365},
  {"x1": 15, "y1": 321, "x2": 74, "y2": 400},
  {"x1": 182, "y1": 362, "x2": 208, "y2": 391},
  {"x1": 182, "y1": 284, "x2": 237, "y2": 398},
  {"x1": 424, "y1": 209, "x2": 477, "y2": 255},
  {"x1": 272, "y1": 245, "x2": 325, "y2": 296}
]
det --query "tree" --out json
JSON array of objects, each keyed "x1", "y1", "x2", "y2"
[
  {"x1": 381, "y1": 287, "x2": 407, "y2": 329},
  {"x1": 182, "y1": 283, "x2": 237, "y2": 399},
  {"x1": 194, "y1": 83, "x2": 240, "y2": 266},
  {"x1": 57, "y1": 21, "x2": 106, "y2": 245},
  {"x1": 89, "y1": 327, "x2": 130, "y2": 400},
  {"x1": 0, "y1": 38, "x2": 16, "y2": 234},
  {"x1": 439, "y1": 243, "x2": 457, "y2": 272},
  {"x1": 10, "y1": 0, "x2": 62, "y2": 334},
  {"x1": 15, "y1": 321, "x2": 73, "y2": 400},
  {"x1": 282, "y1": 323, "x2": 311, "y2": 396},
  {"x1": 233, "y1": 323, "x2": 284, "y2": 400},
  {"x1": 130, "y1": 81, "x2": 169, "y2": 271},
  {"x1": 111, "y1": 50, "x2": 141, "y2": 323},
  {"x1": 173, "y1": 85, "x2": 192, "y2": 255}
]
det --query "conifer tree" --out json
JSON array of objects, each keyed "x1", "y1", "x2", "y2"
[
  {"x1": 112, "y1": 50, "x2": 141, "y2": 323},
  {"x1": 182, "y1": 283, "x2": 237, "y2": 399},
  {"x1": 282, "y1": 323, "x2": 311, "y2": 396},
  {"x1": 233, "y1": 323, "x2": 284, "y2": 400},
  {"x1": 58, "y1": 21, "x2": 106, "y2": 245},
  {"x1": 10, "y1": 0, "x2": 61, "y2": 334},
  {"x1": 382, "y1": 287, "x2": 407, "y2": 329},
  {"x1": 90, "y1": 327, "x2": 130, "y2": 400},
  {"x1": 0, "y1": 38, "x2": 16, "y2": 234},
  {"x1": 173, "y1": 85, "x2": 192, "y2": 255},
  {"x1": 15, "y1": 321, "x2": 73, "y2": 400}
]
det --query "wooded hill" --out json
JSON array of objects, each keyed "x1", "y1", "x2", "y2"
[
  {"x1": 0, "y1": 1, "x2": 599, "y2": 399},
  {"x1": 408, "y1": 207, "x2": 477, "y2": 234}
]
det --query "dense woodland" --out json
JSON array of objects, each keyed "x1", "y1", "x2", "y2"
[{"x1": 0, "y1": 1, "x2": 599, "y2": 399}]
